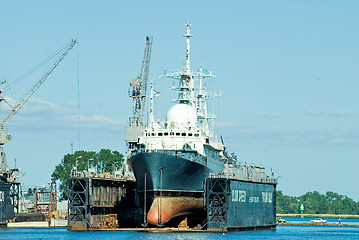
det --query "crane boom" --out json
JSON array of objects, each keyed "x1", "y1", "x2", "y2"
[
  {"x1": 128, "y1": 36, "x2": 152, "y2": 127},
  {"x1": 125, "y1": 36, "x2": 152, "y2": 148},
  {"x1": 0, "y1": 39, "x2": 77, "y2": 129},
  {"x1": 140, "y1": 36, "x2": 152, "y2": 106}
]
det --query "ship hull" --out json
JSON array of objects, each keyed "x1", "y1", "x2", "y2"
[
  {"x1": 128, "y1": 152, "x2": 211, "y2": 192},
  {"x1": 146, "y1": 195, "x2": 204, "y2": 226},
  {"x1": 127, "y1": 151, "x2": 210, "y2": 226}
]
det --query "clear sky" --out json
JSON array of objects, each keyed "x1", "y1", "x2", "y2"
[{"x1": 0, "y1": 1, "x2": 358, "y2": 200}]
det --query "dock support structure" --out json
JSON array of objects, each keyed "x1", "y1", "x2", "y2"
[
  {"x1": 205, "y1": 178, "x2": 228, "y2": 229},
  {"x1": 68, "y1": 178, "x2": 89, "y2": 231},
  {"x1": 67, "y1": 176, "x2": 141, "y2": 231},
  {"x1": 9, "y1": 182, "x2": 20, "y2": 213}
]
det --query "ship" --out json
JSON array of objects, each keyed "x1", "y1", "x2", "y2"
[{"x1": 125, "y1": 23, "x2": 277, "y2": 228}]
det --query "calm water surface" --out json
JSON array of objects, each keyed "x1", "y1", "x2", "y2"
[
  {"x1": 282, "y1": 217, "x2": 359, "y2": 225},
  {"x1": 1, "y1": 226, "x2": 359, "y2": 240}
]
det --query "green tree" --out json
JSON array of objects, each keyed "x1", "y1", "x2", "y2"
[
  {"x1": 51, "y1": 149, "x2": 124, "y2": 199},
  {"x1": 276, "y1": 190, "x2": 299, "y2": 214},
  {"x1": 326, "y1": 191, "x2": 344, "y2": 214},
  {"x1": 299, "y1": 191, "x2": 330, "y2": 214},
  {"x1": 277, "y1": 190, "x2": 359, "y2": 215},
  {"x1": 342, "y1": 196, "x2": 359, "y2": 214}
]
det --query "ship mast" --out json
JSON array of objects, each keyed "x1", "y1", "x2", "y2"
[
  {"x1": 184, "y1": 23, "x2": 192, "y2": 75},
  {"x1": 180, "y1": 22, "x2": 195, "y2": 106},
  {"x1": 149, "y1": 77, "x2": 154, "y2": 128},
  {"x1": 196, "y1": 67, "x2": 208, "y2": 130},
  {"x1": 165, "y1": 22, "x2": 195, "y2": 107},
  {"x1": 196, "y1": 67, "x2": 217, "y2": 134},
  {"x1": 164, "y1": 23, "x2": 218, "y2": 136}
]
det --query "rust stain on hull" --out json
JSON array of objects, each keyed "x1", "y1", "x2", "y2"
[{"x1": 147, "y1": 196, "x2": 203, "y2": 225}]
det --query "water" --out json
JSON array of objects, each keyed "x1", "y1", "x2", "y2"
[
  {"x1": 282, "y1": 217, "x2": 359, "y2": 225},
  {"x1": 1, "y1": 226, "x2": 359, "y2": 240}
]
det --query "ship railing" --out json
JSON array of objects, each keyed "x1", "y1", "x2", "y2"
[
  {"x1": 209, "y1": 171, "x2": 277, "y2": 184},
  {"x1": 70, "y1": 169, "x2": 134, "y2": 181}
]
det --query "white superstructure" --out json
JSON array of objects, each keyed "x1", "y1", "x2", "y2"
[
  {"x1": 136, "y1": 23, "x2": 221, "y2": 153},
  {"x1": 126, "y1": 23, "x2": 276, "y2": 184}
]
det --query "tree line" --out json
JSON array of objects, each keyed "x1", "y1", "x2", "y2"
[
  {"x1": 276, "y1": 190, "x2": 359, "y2": 215},
  {"x1": 52, "y1": 149, "x2": 358, "y2": 215},
  {"x1": 51, "y1": 149, "x2": 124, "y2": 199}
]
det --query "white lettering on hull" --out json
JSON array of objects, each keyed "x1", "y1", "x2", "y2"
[
  {"x1": 231, "y1": 190, "x2": 246, "y2": 202},
  {"x1": 0, "y1": 191, "x2": 4, "y2": 202},
  {"x1": 262, "y1": 192, "x2": 273, "y2": 203}
]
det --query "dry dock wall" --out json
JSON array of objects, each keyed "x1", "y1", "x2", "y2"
[
  {"x1": 67, "y1": 177, "x2": 142, "y2": 231},
  {"x1": 205, "y1": 178, "x2": 276, "y2": 230}
]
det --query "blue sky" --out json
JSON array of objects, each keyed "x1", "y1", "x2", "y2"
[{"x1": 0, "y1": 1, "x2": 358, "y2": 200}]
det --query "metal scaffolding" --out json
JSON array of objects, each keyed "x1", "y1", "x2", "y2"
[
  {"x1": 204, "y1": 178, "x2": 228, "y2": 229},
  {"x1": 34, "y1": 181, "x2": 57, "y2": 214},
  {"x1": 67, "y1": 177, "x2": 89, "y2": 231},
  {"x1": 9, "y1": 182, "x2": 20, "y2": 213},
  {"x1": 67, "y1": 176, "x2": 140, "y2": 231}
]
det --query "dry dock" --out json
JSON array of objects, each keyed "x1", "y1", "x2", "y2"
[{"x1": 67, "y1": 175, "x2": 277, "y2": 231}]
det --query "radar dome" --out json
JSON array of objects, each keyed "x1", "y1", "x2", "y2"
[{"x1": 166, "y1": 104, "x2": 197, "y2": 127}]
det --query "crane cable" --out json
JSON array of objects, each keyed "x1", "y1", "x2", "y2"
[
  {"x1": 4, "y1": 41, "x2": 71, "y2": 92},
  {"x1": 0, "y1": 39, "x2": 77, "y2": 129},
  {"x1": 77, "y1": 43, "x2": 81, "y2": 151}
]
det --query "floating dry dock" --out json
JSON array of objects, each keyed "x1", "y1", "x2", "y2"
[{"x1": 67, "y1": 174, "x2": 277, "y2": 231}]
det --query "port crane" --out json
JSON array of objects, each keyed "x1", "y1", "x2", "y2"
[
  {"x1": 129, "y1": 36, "x2": 152, "y2": 127},
  {"x1": 0, "y1": 39, "x2": 77, "y2": 183},
  {"x1": 126, "y1": 36, "x2": 152, "y2": 148}
]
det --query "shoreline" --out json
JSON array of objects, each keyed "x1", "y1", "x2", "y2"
[
  {"x1": 277, "y1": 222, "x2": 359, "y2": 227},
  {"x1": 277, "y1": 214, "x2": 359, "y2": 219}
]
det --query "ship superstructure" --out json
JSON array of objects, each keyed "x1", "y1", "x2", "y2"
[{"x1": 126, "y1": 23, "x2": 276, "y2": 227}]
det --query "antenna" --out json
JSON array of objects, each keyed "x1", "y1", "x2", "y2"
[{"x1": 184, "y1": 22, "x2": 193, "y2": 75}]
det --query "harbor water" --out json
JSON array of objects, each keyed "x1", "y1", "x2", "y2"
[
  {"x1": 282, "y1": 217, "x2": 359, "y2": 225},
  {"x1": 1, "y1": 225, "x2": 359, "y2": 240}
]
